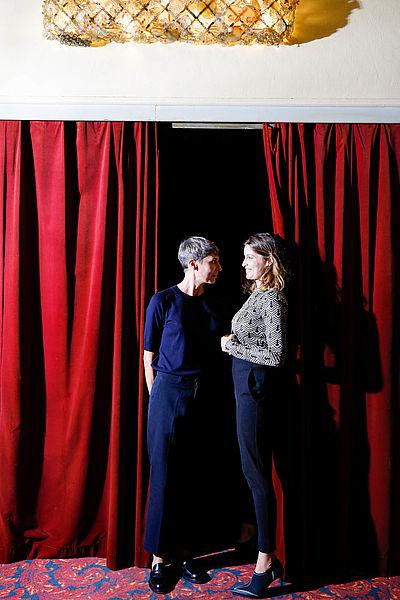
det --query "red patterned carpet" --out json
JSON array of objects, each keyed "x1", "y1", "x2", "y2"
[{"x1": 0, "y1": 557, "x2": 399, "y2": 599}]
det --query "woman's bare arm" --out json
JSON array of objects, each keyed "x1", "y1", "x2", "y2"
[{"x1": 143, "y1": 350, "x2": 155, "y2": 392}]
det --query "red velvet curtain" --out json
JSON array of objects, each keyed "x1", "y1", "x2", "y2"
[
  {"x1": 263, "y1": 123, "x2": 400, "y2": 581},
  {"x1": 1, "y1": 120, "x2": 399, "y2": 581},
  {"x1": 0, "y1": 121, "x2": 158, "y2": 569}
]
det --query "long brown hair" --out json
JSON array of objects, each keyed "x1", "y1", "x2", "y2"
[{"x1": 242, "y1": 233, "x2": 287, "y2": 293}]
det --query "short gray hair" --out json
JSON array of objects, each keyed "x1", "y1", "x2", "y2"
[{"x1": 178, "y1": 236, "x2": 219, "y2": 269}]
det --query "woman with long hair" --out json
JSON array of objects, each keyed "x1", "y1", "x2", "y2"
[{"x1": 221, "y1": 233, "x2": 288, "y2": 598}]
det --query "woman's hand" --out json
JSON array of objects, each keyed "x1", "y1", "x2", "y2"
[{"x1": 221, "y1": 334, "x2": 234, "y2": 353}]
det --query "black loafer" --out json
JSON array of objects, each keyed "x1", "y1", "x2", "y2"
[
  {"x1": 149, "y1": 563, "x2": 170, "y2": 594},
  {"x1": 181, "y1": 559, "x2": 209, "y2": 584}
]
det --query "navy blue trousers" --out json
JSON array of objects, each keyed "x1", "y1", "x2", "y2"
[
  {"x1": 144, "y1": 371, "x2": 202, "y2": 556},
  {"x1": 232, "y1": 357, "x2": 282, "y2": 554}
]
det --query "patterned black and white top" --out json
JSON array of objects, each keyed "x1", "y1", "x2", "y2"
[{"x1": 225, "y1": 289, "x2": 287, "y2": 366}]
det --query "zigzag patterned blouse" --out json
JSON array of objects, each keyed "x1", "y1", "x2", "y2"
[{"x1": 225, "y1": 289, "x2": 288, "y2": 366}]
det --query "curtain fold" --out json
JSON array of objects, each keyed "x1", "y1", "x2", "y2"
[
  {"x1": 0, "y1": 121, "x2": 158, "y2": 569},
  {"x1": 263, "y1": 123, "x2": 400, "y2": 580}
]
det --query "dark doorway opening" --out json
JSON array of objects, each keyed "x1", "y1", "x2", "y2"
[
  {"x1": 157, "y1": 124, "x2": 272, "y2": 308},
  {"x1": 156, "y1": 124, "x2": 273, "y2": 555}
]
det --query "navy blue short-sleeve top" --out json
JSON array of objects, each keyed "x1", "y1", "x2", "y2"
[{"x1": 144, "y1": 285, "x2": 220, "y2": 376}]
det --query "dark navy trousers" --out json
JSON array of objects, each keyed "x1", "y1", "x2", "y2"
[
  {"x1": 232, "y1": 357, "x2": 283, "y2": 554},
  {"x1": 144, "y1": 371, "x2": 202, "y2": 556}
]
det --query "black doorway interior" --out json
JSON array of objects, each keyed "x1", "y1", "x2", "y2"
[
  {"x1": 157, "y1": 124, "x2": 273, "y2": 308},
  {"x1": 156, "y1": 124, "x2": 274, "y2": 555}
]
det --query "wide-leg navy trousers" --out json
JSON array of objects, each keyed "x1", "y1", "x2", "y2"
[
  {"x1": 232, "y1": 357, "x2": 282, "y2": 554},
  {"x1": 144, "y1": 371, "x2": 201, "y2": 556}
]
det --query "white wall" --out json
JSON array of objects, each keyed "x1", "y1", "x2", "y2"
[{"x1": 1, "y1": 0, "x2": 399, "y2": 121}]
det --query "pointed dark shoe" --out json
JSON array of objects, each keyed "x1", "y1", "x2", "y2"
[
  {"x1": 232, "y1": 558, "x2": 283, "y2": 598},
  {"x1": 181, "y1": 558, "x2": 209, "y2": 584}
]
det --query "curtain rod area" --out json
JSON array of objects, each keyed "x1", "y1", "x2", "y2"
[
  {"x1": 1, "y1": 103, "x2": 400, "y2": 123},
  {"x1": 172, "y1": 123, "x2": 264, "y2": 129}
]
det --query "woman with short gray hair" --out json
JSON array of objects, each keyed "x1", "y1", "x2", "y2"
[{"x1": 143, "y1": 235, "x2": 222, "y2": 594}]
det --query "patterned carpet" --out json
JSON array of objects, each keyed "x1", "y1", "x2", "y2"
[{"x1": 0, "y1": 557, "x2": 399, "y2": 599}]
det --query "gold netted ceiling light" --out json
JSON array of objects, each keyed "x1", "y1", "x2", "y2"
[{"x1": 43, "y1": 0, "x2": 299, "y2": 46}]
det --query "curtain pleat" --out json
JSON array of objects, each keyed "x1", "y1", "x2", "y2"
[
  {"x1": 0, "y1": 121, "x2": 158, "y2": 569},
  {"x1": 0, "y1": 122, "x2": 22, "y2": 561}
]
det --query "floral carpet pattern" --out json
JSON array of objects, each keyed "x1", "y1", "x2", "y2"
[{"x1": 0, "y1": 558, "x2": 399, "y2": 599}]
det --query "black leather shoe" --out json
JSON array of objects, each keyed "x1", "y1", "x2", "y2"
[
  {"x1": 181, "y1": 559, "x2": 209, "y2": 584},
  {"x1": 232, "y1": 558, "x2": 283, "y2": 598},
  {"x1": 148, "y1": 563, "x2": 170, "y2": 594}
]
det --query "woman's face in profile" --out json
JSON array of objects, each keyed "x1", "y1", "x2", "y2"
[
  {"x1": 242, "y1": 244, "x2": 269, "y2": 281},
  {"x1": 196, "y1": 254, "x2": 222, "y2": 285}
]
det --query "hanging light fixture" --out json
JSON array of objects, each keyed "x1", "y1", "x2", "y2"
[{"x1": 43, "y1": 0, "x2": 299, "y2": 46}]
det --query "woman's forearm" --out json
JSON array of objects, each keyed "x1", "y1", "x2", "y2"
[{"x1": 143, "y1": 350, "x2": 155, "y2": 392}]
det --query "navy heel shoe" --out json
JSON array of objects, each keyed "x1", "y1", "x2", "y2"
[{"x1": 232, "y1": 558, "x2": 283, "y2": 598}]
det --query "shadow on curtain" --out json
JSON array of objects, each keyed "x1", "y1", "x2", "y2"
[
  {"x1": 263, "y1": 123, "x2": 400, "y2": 584},
  {"x1": 0, "y1": 121, "x2": 158, "y2": 569}
]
